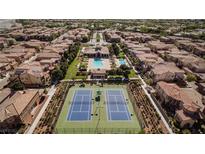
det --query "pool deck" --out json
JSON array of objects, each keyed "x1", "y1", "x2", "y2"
[
  {"x1": 55, "y1": 84, "x2": 141, "y2": 134},
  {"x1": 87, "y1": 58, "x2": 111, "y2": 71}
]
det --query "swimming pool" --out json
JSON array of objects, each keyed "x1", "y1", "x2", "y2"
[
  {"x1": 119, "y1": 59, "x2": 126, "y2": 65},
  {"x1": 92, "y1": 58, "x2": 103, "y2": 69}
]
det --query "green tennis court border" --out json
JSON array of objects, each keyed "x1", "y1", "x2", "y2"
[{"x1": 55, "y1": 84, "x2": 142, "y2": 134}]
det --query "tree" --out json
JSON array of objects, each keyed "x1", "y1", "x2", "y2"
[
  {"x1": 108, "y1": 45, "x2": 114, "y2": 55},
  {"x1": 63, "y1": 50, "x2": 69, "y2": 59},
  {"x1": 116, "y1": 68, "x2": 123, "y2": 75},
  {"x1": 81, "y1": 36, "x2": 89, "y2": 43},
  {"x1": 112, "y1": 43, "x2": 120, "y2": 56},
  {"x1": 182, "y1": 129, "x2": 191, "y2": 134},
  {"x1": 123, "y1": 70, "x2": 129, "y2": 78},
  {"x1": 108, "y1": 69, "x2": 116, "y2": 75},
  {"x1": 144, "y1": 78, "x2": 153, "y2": 86},
  {"x1": 120, "y1": 64, "x2": 129, "y2": 70},
  {"x1": 10, "y1": 80, "x2": 24, "y2": 91},
  {"x1": 95, "y1": 96, "x2": 100, "y2": 102},
  {"x1": 60, "y1": 61, "x2": 68, "y2": 76},
  {"x1": 186, "y1": 73, "x2": 197, "y2": 82},
  {"x1": 51, "y1": 67, "x2": 64, "y2": 82}
]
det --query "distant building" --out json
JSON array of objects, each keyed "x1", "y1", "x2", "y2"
[
  {"x1": 133, "y1": 51, "x2": 164, "y2": 71},
  {"x1": 82, "y1": 46, "x2": 109, "y2": 58},
  {"x1": 90, "y1": 69, "x2": 106, "y2": 79},
  {"x1": 104, "y1": 31, "x2": 121, "y2": 43},
  {"x1": 0, "y1": 53, "x2": 27, "y2": 64},
  {"x1": 176, "y1": 40, "x2": 205, "y2": 57},
  {"x1": 0, "y1": 55, "x2": 18, "y2": 76},
  {"x1": 0, "y1": 88, "x2": 12, "y2": 104},
  {"x1": 36, "y1": 52, "x2": 61, "y2": 61},
  {"x1": 156, "y1": 81, "x2": 203, "y2": 128},
  {"x1": 150, "y1": 62, "x2": 185, "y2": 83},
  {"x1": 197, "y1": 82, "x2": 205, "y2": 95},
  {"x1": 13, "y1": 62, "x2": 50, "y2": 87},
  {"x1": 148, "y1": 41, "x2": 174, "y2": 51}
]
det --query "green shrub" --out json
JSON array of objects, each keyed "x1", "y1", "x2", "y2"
[
  {"x1": 186, "y1": 73, "x2": 197, "y2": 82},
  {"x1": 10, "y1": 80, "x2": 24, "y2": 91}
]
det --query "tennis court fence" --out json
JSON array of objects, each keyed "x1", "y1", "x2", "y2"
[{"x1": 55, "y1": 127, "x2": 139, "y2": 134}]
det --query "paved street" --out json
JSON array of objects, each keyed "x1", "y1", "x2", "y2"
[{"x1": 88, "y1": 32, "x2": 108, "y2": 46}]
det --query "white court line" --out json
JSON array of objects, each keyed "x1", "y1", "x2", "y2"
[
  {"x1": 79, "y1": 96, "x2": 83, "y2": 112},
  {"x1": 106, "y1": 90, "x2": 112, "y2": 120},
  {"x1": 120, "y1": 90, "x2": 130, "y2": 120},
  {"x1": 108, "y1": 111, "x2": 128, "y2": 113},
  {"x1": 86, "y1": 90, "x2": 92, "y2": 120},
  {"x1": 67, "y1": 90, "x2": 92, "y2": 121},
  {"x1": 108, "y1": 94, "x2": 122, "y2": 96},
  {"x1": 114, "y1": 95, "x2": 119, "y2": 112},
  {"x1": 72, "y1": 111, "x2": 89, "y2": 113},
  {"x1": 107, "y1": 90, "x2": 131, "y2": 120},
  {"x1": 68, "y1": 91, "x2": 77, "y2": 120},
  {"x1": 69, "y1": 90, "x2": 93, "y2": 121}
]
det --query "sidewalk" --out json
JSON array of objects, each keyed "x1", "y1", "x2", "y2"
[{"x1": 25, "y1": 85, "x2": 56, "y2": 134}]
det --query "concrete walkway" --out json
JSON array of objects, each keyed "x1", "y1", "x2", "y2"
[
  {"x1": 25, "y1": 85, "x2": 56, "y2": 134},
  {"x1": 23, "y1": 54, "x2": 37, "y2": 64}
]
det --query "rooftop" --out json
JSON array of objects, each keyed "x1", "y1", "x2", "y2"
[
  {"x1": 0, "y1": 88, "x2": 12, "y2": 104},
  {"x1": 0, "y1": 89, "x2": 39, "y2": 122},
  {"x1": 152, "y1": 62, "x2": 184, "y2": 74},
  {"x1": 157, "y1": 81, "x2": 200, "y2": 113}
]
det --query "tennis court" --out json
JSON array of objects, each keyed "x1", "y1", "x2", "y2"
[
  {"x1": 67, "y1": 90, "x2": 92, "y2": 121},
  {"x1": 106, "y1": 90, "x2": 131, "y2": 120},
  {"x1": 55, "y1": 84, "x2": 142, "y2": 134}
]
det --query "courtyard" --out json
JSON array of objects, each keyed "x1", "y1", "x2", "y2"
[{"x1": 87, "y1": 58, "x2": 111, "y2": 70}]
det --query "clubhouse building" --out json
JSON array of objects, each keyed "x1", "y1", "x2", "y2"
[{"x1": 82, "y1": 46, "x2": 109, "y2": 58}]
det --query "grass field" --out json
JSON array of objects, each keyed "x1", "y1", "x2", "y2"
[
  {"x1": 55, "y1": 84, "x2": 142, "y2": 134},
  {"x1": 64, "y1": 48, "x2": 87, "y2": 80},
  {"x1": 128, "y1": 70, "x2": 137, "y2": 78},
  {"x1": 96, "y1": 33, "x2": 101, "y2": 42},
  {"x1": 64, "y1": 58, "x2": 79, "y2": 79}
]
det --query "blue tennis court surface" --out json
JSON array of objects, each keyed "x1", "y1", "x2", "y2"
[
  {"x1": 67, "y1": 90, "x2": 92, "y2": 121},
  {"x1": 106, "y1": 90, "x2": 131, "y2": 120}
]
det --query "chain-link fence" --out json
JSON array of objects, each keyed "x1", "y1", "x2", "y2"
[{"x1": 55, "y1": 127, "x2": 139, "y2": 134}]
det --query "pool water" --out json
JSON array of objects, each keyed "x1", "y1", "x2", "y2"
[
  {"x1": 119, "y1": 59, "x2": 126, "y2": 65},
  {"x1": 92, "y1": 58, "x2": 103, "y2": 69}
]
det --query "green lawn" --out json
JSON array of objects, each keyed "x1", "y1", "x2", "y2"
[
  {"x1": 118, "y1": 52, "x2": 125, "y2": 58},
  {"x1": 109, "y1": 69, "x2": 137, "y2": 79},
  {"x1": 109, "y1": 75, "x2": 124, "y2": 78},
  {"x1": 96, "y1": 33, "x2": 101, "y2": 42},
  {"x1": 75, "y1": 75, "x2": 87, "y2": 80},
  {"x1": 64, "y1": 57, "x2": 80, "y2": 79},
  {"x1": 64, "y1": 48, "x2": 87, "y2": 80},
  {"x1": 55, "y1": 84, "x2": 142, "y2": 134},
  {"x1": 128, "y1": 70, "x2": 137, "y2": 78}
]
